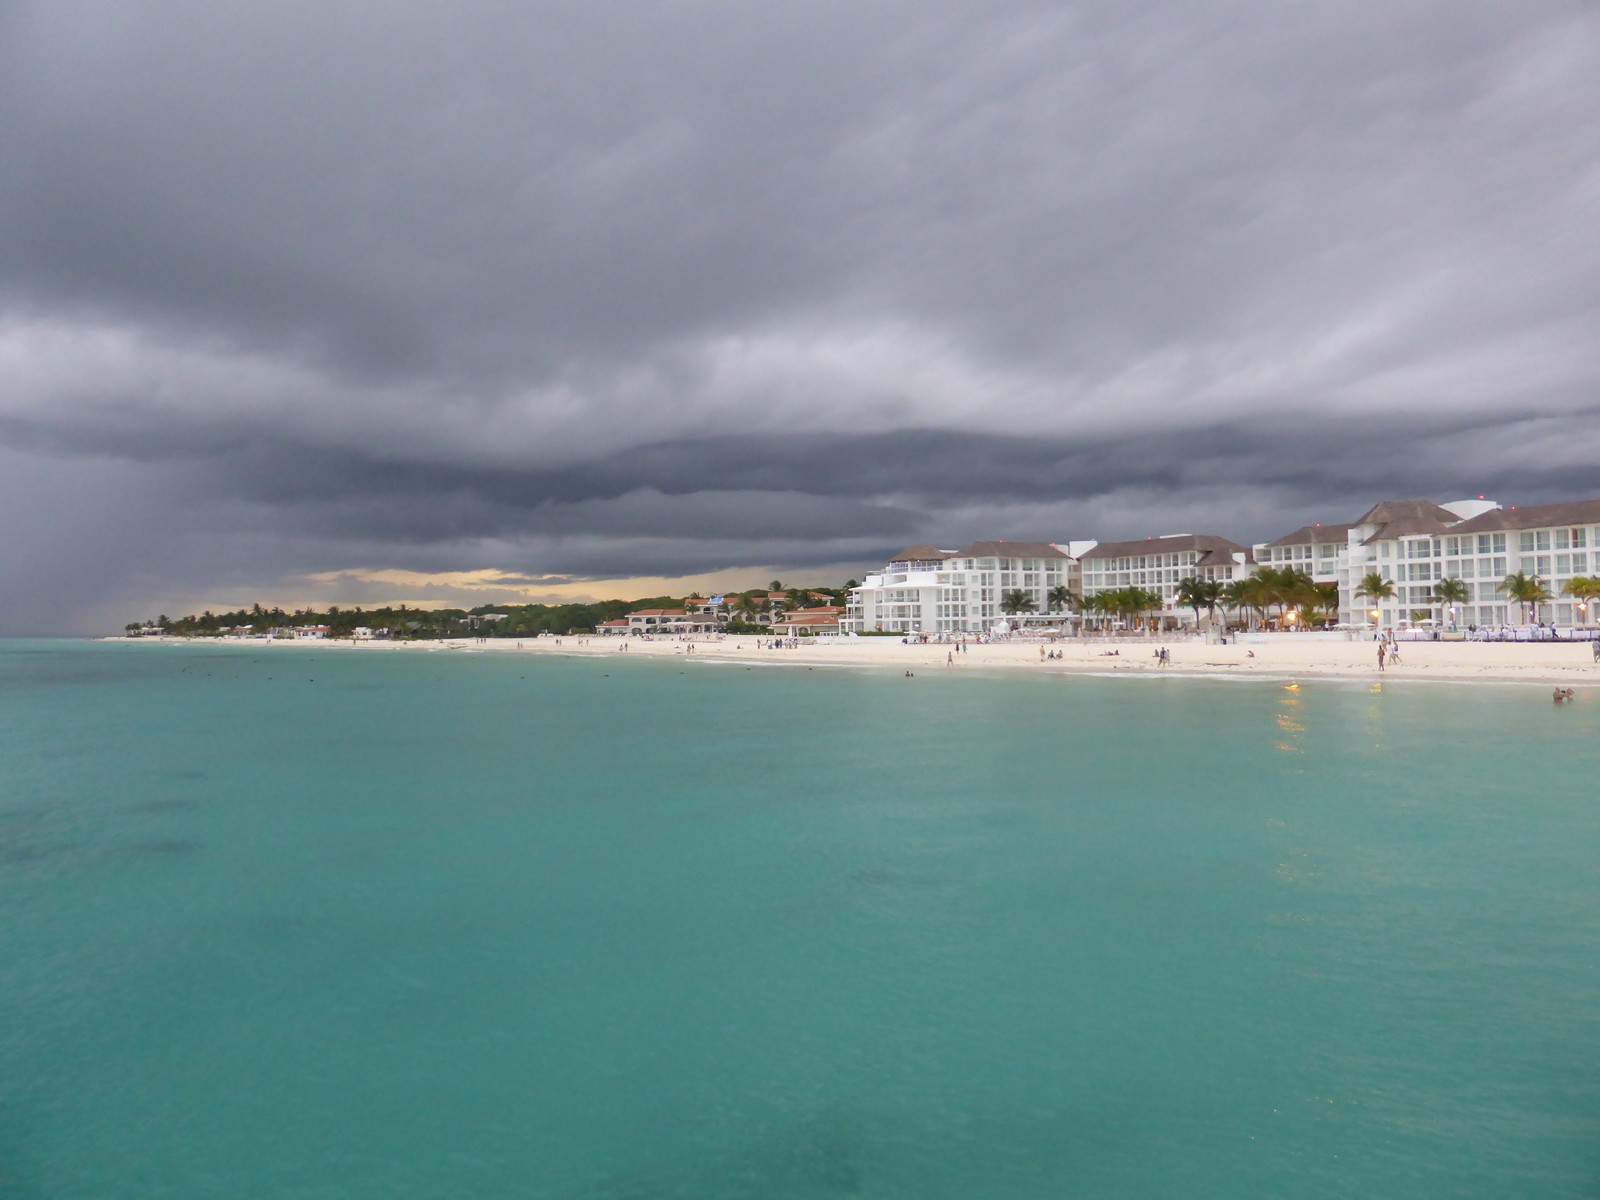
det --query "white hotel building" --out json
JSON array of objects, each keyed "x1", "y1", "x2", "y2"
[
  {"x1": 1337, "y1": 498, "x2": 1600, "y2": 629},
  {"x1": 1078, "y1": 534, "x2": 1254, "y2": 627},
  {"x1": 843, "y1": 541, "x2": 1094, "y2": 635},
  {"x1": 1252, "y1": 497, "x2": 1600, "y2": 629},
  {"x1": 843, "y1": 494, "x2": 1600, "y2": 637}
]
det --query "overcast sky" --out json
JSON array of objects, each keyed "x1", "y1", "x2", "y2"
[{"x1": 3, "y1": 1, "x2": 1598, "y2": 632}]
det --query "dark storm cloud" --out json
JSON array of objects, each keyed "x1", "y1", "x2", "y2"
[{"x1": 1, "y1": 0, "x2": 1598, "y2": 631}]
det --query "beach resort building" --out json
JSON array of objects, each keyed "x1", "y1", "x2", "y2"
[
  {"x1": 613, "y1": 608, "x2": 729, "y2": 635},
  {"x1": 1248, "y1": 496, "x2": 1600, "y2": 629},
  {"x1": 844, "y1": 541, "x2": 1093, "y2": 635},
  {"x1": 1079, "y1": 535, "x2": 1254, "y2": 628},
  {"x1": 1435, "y1": 499, "x2": 1600, "y2": 628},
  {"x1": 1253, "y1": 524, "x2": 1354, "y2": 587},
  {"x1": 1331, "y1": 499, "x2": 1497, "y2": 628}
]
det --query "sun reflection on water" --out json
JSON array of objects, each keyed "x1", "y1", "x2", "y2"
[{"x1": 1275, "y1": 683, "x2": 1306, "y2": 754}]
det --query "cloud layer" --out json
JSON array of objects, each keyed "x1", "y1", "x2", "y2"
[{"x1": 2, "y1": 1, "x2": 1598, "y2": 630}]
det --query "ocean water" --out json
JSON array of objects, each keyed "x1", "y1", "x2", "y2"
[{"x1": 2, "y1": 640, "x2": 1599, "y2": 1198}]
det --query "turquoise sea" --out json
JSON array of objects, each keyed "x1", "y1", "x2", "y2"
[{"x1": 2, "y1": 639, "x2": 1599, "y2": 1198}]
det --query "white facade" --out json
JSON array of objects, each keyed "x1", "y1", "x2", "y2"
[
  {"x1": 1080, "y1": 535, "x2": 1253, "y2": 628},
  {"x1": 844, "y1": 541, "x2": 1093, "y2": 635},
  {"x1": 839, "y1": 494, "x2": 1600, "y2": 639},
  {"x1": 1344, "y1": 499, "x2": 1600, "y2": 629},
  {"x1": 1252, "y1": 525, "x2": 1352, "y2": 587}
]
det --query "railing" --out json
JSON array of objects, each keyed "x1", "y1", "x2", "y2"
[{"x1": 1460, "y1": 627, "x2": 1600, "y2": 642}]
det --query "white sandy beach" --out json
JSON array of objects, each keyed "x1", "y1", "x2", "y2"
[{"x1": 120, "y1": 632, "x2": 1600, "y2": 687}]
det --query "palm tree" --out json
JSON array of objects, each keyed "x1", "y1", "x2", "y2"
[
  {"x1": 1251, "y1": 567, "x2": 1289, "y2": 625},
  {"x1": 1311, "y1": 581, "x2": 1340, "y2": 627},
  {"x1": 1220, "y1": 578, "x2": 1256, "y2": 630},
  {"x1": 1268, "y1": 568, "x2": 1318, "y2": 629},
  {"x1": 1429, "y1": 577, "x2": 1470, "y2": 627},
  {"x1": 1563, "y1": 576, "x2": 1600, "y2": 626},
  {"x1": 1498, "y1": 572, "x2": 1551, "y2": 625},
  {"x1": 1000, "y1": 589, "x2": 1036, "y2": 617},
  {"x1": 1175, "y1": 577, "x2": 1222, "y2": 629},
  {"x1": 1082, "y1": 591, "x2": 1112, "y2": 632},
  {"x1": 1224, "y1": 576, "x2": 1272, "y2": 631},
  {"x1": 1353, "y1": 572, "x2": 1396, "y2": 625},
  {"x1": 1047, "y1": 584, "x2": 1078, "y2": 614},
  {"x1": 1129, "y1": 586, "x2": 1165, "y2": 632}
]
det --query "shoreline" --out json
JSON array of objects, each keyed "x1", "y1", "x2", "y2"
[{"x1": 104, "y1": 633, "x2": 1600, "y2": 689}]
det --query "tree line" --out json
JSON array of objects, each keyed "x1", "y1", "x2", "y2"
[
  {"x1": 999, "y1": 568, "x2": 1342, "y2": 629},
  {"x1": 1354, "y1": 571, "x2": 1600, "y2": 626},
  {"x1": 126, "y1": 582, "x2": 854, "y2": 639}
]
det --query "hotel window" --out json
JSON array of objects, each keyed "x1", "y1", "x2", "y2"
[
  {"x1": 1571, "y1": 529, "x2": 1587, "y2": 548},
  {"x1": 1494, "y1": 557, "x2": 1506, "y2": 575},
  {"x1": 1557, "y1": 555, "x2": 1571, "y2": 575},
  {"x1": 1536, "y1": 556, "x2": 1551, "y2": 575}
]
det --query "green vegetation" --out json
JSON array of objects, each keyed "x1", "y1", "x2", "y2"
[
  {"x1": 999, "y1": 589, "x2": 1036, "y2": 615},
  {"x1": 1498, "y1": 572, "x2": 1551, "y2": 625},
  {"x1": 1047, "y1": 584, "x2": 1080, "y2": 614},
  {"x1": 127, "y1": 583, "x2": 853, "y2": 639},
  {"x1": 1428, "y1": 577, "x2": 1470, "y2": 618},
  {"x1": 1565, "y1": 576, "x2": 1600, "y2": 624},
  {"x1": 1174, "y1": 577, "x2": 1222, "y2": 627},
  {"x1": 1081, "y1": 586, "x2": 1164, "y2": 629},
  {"x1": 1353, "y1": 572, "x2": 1397, "y2": 620}
]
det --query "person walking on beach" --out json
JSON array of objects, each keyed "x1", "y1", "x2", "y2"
[{"x1": 1377, "y1": 642, "x2": 1386, "y2": 671}]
